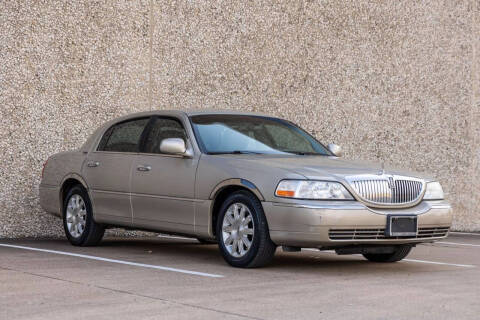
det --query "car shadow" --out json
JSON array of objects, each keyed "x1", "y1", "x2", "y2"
[
  {"x1": 19, "y1": 238, "x2": 438, "y2": 275},
  {"x1": 93, "y1": 238, "x2": 436, "y2": 275}
]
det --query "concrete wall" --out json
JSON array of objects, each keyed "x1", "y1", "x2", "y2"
[{"x1": 1, "y1": 0, "x2": 479, "y2": 238}]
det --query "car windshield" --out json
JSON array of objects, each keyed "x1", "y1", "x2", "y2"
[{"x1": 190, "y1": 114, "x2": 331, "y2": 155}]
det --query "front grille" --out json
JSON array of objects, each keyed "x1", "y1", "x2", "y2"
[
  {"x1": 328, "y1": 226, "x2": 450, "y2": 240},
  {"x1": 348, "y1": 175, "x2": 424, "y2": 207}
]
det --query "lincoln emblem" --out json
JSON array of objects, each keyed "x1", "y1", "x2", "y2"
[{"x1": 388, "y1": 176, "x2": 396, "y2": 189}]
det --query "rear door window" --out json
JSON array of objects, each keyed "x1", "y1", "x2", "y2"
[{"x1": 98, "y1": 118, "x2": 149, "y2": 153}]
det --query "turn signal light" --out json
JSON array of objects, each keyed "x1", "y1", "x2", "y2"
[{"x1": 275, "y1": 190, "x2": 295, "y2": 197}]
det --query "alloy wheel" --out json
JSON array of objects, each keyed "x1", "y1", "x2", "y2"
[
  {"x1": 221, "y1": 203, "x2": 255, "y2": 258},
  {"x1": 66, "y1": 194, "x2": 87, "y2": 238}
]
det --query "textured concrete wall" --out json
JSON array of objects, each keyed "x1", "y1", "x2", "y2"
[{"x1": 1, "y1": 0, "x2": 479, "y2": 238}]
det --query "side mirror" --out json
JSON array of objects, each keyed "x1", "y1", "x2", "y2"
[
  {"x1": 327, "y1": 143, "x2": 342, "y2": 157},
  {"x1": 159, "y1": 138, "x2": 187, "y2": 155}
]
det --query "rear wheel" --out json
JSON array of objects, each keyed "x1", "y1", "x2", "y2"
[
  {"x1": 216, "y1": 191, "x2": 276, "y2": 268},
  {"x1": 362, "y1": 245, "x2": 412, "y2": 263},
  {"x1": 63, "y1": 185, "x2": 105, "y2": 246}
]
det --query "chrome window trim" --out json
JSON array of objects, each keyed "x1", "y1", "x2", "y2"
[
  {"x1": 91, "y1": 114, "x2": 197, "y2": 158},
  {"x1": 94, "y1": 116, "x2": 151, "y2": 153}
]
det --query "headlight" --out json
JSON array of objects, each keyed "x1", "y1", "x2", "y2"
[
  {"x1": 275, "y1": 180, "x2": 354, "y2": 200},
  {"x1": 423, "y1": 182, "x2": 444, "y2": 200}
]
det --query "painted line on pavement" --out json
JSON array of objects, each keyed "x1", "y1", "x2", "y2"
[
  {"x1": 301, "y1": 248, "x2": 475, "y2": 268},
  {"x1": 0, "y1": 243, "x2": 224, "y2": 278},
  {"x1": 450, "y1": 232, "x2": 480, "y2": 236},
  {"x1": 436, "y1": 241, "x2": 480, "y2": 247},
  {"x1": 156, "y1": 234, "x2": 197, "y2": 241},
  {"x1": 401, "y1": 259, "x2": 475, "y2": 268}
]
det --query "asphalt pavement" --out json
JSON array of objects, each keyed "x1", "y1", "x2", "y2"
[{"x1": 1, "y1": 233, "x2": 479, "y2": 320}]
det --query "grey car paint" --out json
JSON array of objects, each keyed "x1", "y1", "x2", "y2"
[{"x1": 39, "y1": 110, "x2": 452, "y2": 248}]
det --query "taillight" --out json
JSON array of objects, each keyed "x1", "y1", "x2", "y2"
[{"x1": 42, "y1": 159, "x2": 48, "y2": 178}]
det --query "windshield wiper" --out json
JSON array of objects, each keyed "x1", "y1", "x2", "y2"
[
  {"x1": 282, "y1": 150, "x2": 325, "y2": 156},
  {"x1": 208, "y1": 150, "x2": 264, "y2": 155}
]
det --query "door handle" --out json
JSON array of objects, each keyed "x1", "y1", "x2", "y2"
[
  {"x1": 137, "y1": 165, "x2": 152, "y2": 172},
  {"x1": 87, "y1": 161, "x2": 100, "y2": 168}
]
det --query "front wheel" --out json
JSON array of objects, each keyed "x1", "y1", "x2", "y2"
[
  {"x1": 362, "y1": 246, "x2": 412, "y2": 263},
  {"x1": 63, "y1": 185, "x2": 105, "y2": 246},
  {"x1": 216, "y1": 191, "x2": 276, "y2": 268}
]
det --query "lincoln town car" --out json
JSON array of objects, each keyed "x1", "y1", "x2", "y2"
[{"x1": 39, "y1": 111, "x2": 452, "y2": 268}]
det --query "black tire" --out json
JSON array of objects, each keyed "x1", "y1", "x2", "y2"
[
  {"x1": 63, "y1": 185, "x2": 105, "y2": 246},
  {"x1": 362, "y1": 246, "x2": 412, "y2": 263},
  {"x1": 216, "y1": 190, "x2": 277, "y2": 268}
]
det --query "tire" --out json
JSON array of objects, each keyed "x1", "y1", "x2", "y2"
[
  {"x1": 362, "y1": 245, "x2": 412, "y2": 263},
  {"x1": 216, "y1": 190, "x2": 276, "y2": 268},
  {"x1": 63, "y1": 185, "x2": 105, "y2": 246}
]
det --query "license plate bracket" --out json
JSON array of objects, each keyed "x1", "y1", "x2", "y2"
[{"x1": 385, "y1": 215, "x2": 418, "y2": 237}]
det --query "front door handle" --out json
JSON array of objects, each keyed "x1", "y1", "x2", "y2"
[
  {"x1": 87, "y1": 161, "x2": 100, "y2": 168},
  {"x1": 137, "y1": 165, "x2": 152, "y2": 172}
]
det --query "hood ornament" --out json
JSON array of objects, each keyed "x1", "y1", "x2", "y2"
[{"x1": 379, "y1": 162, "x2": 385, "y2": 176}]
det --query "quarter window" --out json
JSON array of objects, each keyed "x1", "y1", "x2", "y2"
[
  {"x1": 144, "y1": 117, "x2": 187, "y2": 154},
  {"x1": 98, "y1": 118, "x2": 149, "y2": 152}
]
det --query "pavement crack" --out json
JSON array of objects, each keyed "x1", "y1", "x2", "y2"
[{"x1": 0, "y1": 266, "x2": 265, "y2": 320}]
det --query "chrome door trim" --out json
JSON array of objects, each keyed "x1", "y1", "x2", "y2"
[
  {"x1": 130, "y1": 192, "x2": 202, "y2": 202},
  {"x1": 90, "y1": 189, "x2": 130, "y2": 196}
]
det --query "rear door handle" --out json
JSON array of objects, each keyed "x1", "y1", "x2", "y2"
[
  {"x1": 137, "y1": 165, "x2": 152, "y2": 172},
  {"x1": 87, "y1": 161, "x2": 100, "y2": 168}
]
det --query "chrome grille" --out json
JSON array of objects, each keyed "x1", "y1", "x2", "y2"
[
  {"x1": 329, "y1": 226, "x2": 450, "y2": 240},
  {"x1": 347, "y1": 175, "x2": 424, "y2": 207}
]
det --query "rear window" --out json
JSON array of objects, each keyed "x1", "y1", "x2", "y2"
[{"x1": 97, "y1": 118, "x2": 149, "y2": 153}]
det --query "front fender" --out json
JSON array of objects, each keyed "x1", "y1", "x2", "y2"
[{"x1": 209, "y1": 178, "x2": 265, "y2": 201}]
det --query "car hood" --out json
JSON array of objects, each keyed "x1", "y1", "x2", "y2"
[{"x1": 218, "y1": 155, "x2": 433, "y2": 182}]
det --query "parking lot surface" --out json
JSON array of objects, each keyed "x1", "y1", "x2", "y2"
[{"x1": 1, "y1": 233, "x2": 479, "y2": 320}]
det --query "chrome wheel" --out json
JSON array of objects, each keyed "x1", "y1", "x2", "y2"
[
  {"x1": 222, "y1": 203, "x2": 254, "y2": 258},
  {"x1": 66, "y1": 194, "x2": 87, "y2": 238}
]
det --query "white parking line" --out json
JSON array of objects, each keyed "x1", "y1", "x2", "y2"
[
  {"x1": 450, "y1": 232, "x2": 480, "y2": 236},
  {"x1": 302, "y1": 248, "x2": 327, "y2": 252},
  {"x1": 402, "y1": 259, "x2": 475, "y2": 268},
  {"x1": 436, "y1": 241, "x2": 480, "y2": 247},
  {"x1": 301, "y1": 248, "x2": 475, "y2": 268},
  {"x1": 156, "y1": 234, "x2": 196, "y2": 241},
  {"x1": 0, "y1": 244, "x2": 223, "y2": 278}
]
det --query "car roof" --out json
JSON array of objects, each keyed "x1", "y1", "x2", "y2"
[
  {"x1": 184, "y1": 109, "x2": 270, "y2": 117},
  {"x1": 81, "y1": 109, "x2": 275, "y2": 152},
  {"x1": 80, "y1": 109, "x2": 278, "y2": 151},
  {"x1": 114, "y1": 109, "x2": 271, "y2": 119}
]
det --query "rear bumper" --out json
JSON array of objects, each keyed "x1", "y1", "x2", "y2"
[
  {"x1": 39, "y1": 184, "x2": 61, "y2": 217},
  {"x1": 263, "y1": 200, "x2": 452, "y2": 248}
]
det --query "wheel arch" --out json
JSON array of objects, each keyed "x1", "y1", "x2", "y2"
[
  {"x1": 209, "y1": 179, "x2": 264, "y2": 202},
  {"x1": 59, "y1": 173, "x2": 90, "y2": 212},
  {"x1": 209, "y1": 179, "x2": 264, "y2": 237}
]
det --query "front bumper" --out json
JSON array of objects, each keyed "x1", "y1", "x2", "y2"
[{"x1": 263, "y1": 200, "x2": 452, "y2": 248}]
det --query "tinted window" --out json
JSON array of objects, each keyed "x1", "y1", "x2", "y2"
[
  {"x1": 190, "y1": 115, "x2": 330, "y2": 155},
  {"x1": 264, "y1": 124, "x2": 314, "y2": 152},
  {"x1": 98, "y1": 118, "x2": 149, "y2": 152},
  {"x1": 144, "y1": 117, "x2": 187, "y2": 154}
]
